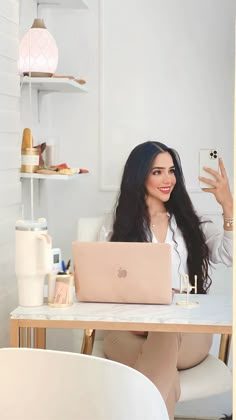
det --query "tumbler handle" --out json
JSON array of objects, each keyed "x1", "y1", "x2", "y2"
[{"x1": 36, "y1": 233, "x2": 52, "y2": 274}]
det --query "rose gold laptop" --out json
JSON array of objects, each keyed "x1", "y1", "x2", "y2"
[{"x1": 72, "y1": 242, "x2": 172, "y2": 304}]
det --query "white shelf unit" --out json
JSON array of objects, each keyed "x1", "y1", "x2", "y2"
[
  {"x1": 20, "y1": 173, "x2": 89, "y2": 180},
  {"x1": 36, "y1": 0, "x2": 88, "y2": 9},
  {"x1": 20, "y1": 0, "x2": 89, "y2": 218},
  {"x1": 21, "y1": 77, "x2": 88, "y2": 94}
]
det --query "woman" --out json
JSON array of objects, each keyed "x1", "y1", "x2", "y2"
[{"x1": 100, "y1": 141, "x2": 233, "y2": 419}]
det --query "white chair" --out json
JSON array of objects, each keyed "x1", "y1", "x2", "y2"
[
  {"x1": 77, "y1": 216, "x2": 232, "y2": 418},
  {"x1": 0, "y1": 347, "x2": 169, "y2": 420}
]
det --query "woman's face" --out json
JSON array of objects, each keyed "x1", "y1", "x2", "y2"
[{"x1": 145, "y1": 152, "x2": 176, "y2": 202}]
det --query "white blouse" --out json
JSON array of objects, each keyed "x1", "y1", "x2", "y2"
[{"x1": 98, "y1": 214, "x2": 233, "y2": 289}]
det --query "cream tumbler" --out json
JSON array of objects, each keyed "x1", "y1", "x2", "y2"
[{"x1": 15, "y1": 219, "x2": 52, "y2": 306}]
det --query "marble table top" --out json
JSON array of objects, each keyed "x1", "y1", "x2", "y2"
[{"x1": 10, "y1": 295, "x2": 232, "y2": 331}]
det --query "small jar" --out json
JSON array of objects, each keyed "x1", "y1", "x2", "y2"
[{"x1": 21, "y1": 148, "x2": 40, "y2": 173}]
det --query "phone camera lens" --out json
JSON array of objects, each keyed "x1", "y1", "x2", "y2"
[{"x1": 210, "y1": 152, "x2": 213, "y2": 157}]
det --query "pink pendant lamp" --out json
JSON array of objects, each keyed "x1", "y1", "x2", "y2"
[{"x1": 18, "y1": 19, "x2": 58, "y2": 77}]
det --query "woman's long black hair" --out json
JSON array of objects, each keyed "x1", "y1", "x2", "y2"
[{"x1": 110, "y1": 141, "x2": 211, "y2": 293}]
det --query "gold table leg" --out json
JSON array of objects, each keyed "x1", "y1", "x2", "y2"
[
  {"x1": 10, "y1": 320, "x2": 20, "y2": 347},
  {"x1": 81, "y1": 329, "x2": 96, "y2": 355},
  {"x1": 20, "y1": 327, "x2": 26, "y2": 347},
  {"x1": 33, "y1": 328, "x2": 46, "y2": 349},
  {"x1": 27, "y1": 328, "x2": 31, "y2": 347},
  {"x1": 218, "y1": 334, "x2": 232, "y2": 364}
]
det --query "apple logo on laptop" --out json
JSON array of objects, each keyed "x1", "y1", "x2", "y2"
[{"x1": 118, "y1": 267, "x2": 127, "y2": 278}]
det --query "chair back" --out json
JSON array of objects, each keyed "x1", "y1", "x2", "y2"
[
  {"x1": 77, "y1": 215, "x2": 106, "y2": 242},
  {"x1": 0, "y1": 348, "x2": 169, "y2": 420}
]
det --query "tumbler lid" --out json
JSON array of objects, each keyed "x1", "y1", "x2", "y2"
[{"x1": 15, "y1": 218, "x2": 47, "y2": 231}]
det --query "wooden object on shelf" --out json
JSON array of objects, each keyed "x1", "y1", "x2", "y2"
[
  {"x1": 75, "y1": 78, "x2": 86, "y2": 85},
  {"x1": 53, "y1": 74, "x2": 87, "y2": 85},
  {"x1": 52, "y1": 74, "x2": 74, "y2": 79},
  {"x1": 21, "y1": 128, "x2": 33, "y2": 149},
  {"x1": 36, "y1": 169, "x2": 57, "y2": 175},
  {"x1": 21, "y1": 148, "x2": 40, "y2": 173}
]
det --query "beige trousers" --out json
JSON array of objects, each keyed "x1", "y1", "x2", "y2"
[{"x1": 104, "y1": 331, "x2": 213, "y2": 419}]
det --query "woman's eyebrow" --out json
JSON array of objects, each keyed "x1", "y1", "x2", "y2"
[{"x1": 152, "y1": 165, "x2": 175, "y2": 170}]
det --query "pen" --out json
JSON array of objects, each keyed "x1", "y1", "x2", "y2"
[
  {"x1": 66, "y1": 259, "x2": 71, "y2": 274},
  {"x1": 61, "y1": 260, "x2": 66, "y2": 273}
]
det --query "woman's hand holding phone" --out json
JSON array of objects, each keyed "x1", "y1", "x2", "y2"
[{"x1": 199, "y1": 157, "x2": 233, "y2": 211}]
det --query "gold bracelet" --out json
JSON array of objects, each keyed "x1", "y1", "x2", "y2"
[{"x1": 222, "y1": 214, "x2": 233, "y2": 227}]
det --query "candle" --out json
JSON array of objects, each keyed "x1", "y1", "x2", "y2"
[
  {"x1": 185, "y1": 274, "x2": 189, "y2": 305},
  {"x1": 194, "y1": 275, "x2": 197, "y2": 294}
]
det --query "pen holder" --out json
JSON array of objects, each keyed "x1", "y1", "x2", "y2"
[{"x1": 48, "y1": 273, "x2": 74, "y2": 307}]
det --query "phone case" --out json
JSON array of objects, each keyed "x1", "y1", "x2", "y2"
[{"x1": 199, "y1": 149, "x2": 219, "y2": 189}]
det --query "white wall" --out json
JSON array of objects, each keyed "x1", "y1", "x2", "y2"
[
  {"x1": 0, "y1": 0, "x2": 21, "y2": 346},
  {"x1": 99, "y1": 0, "x2": 235, "y2": 190}
]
